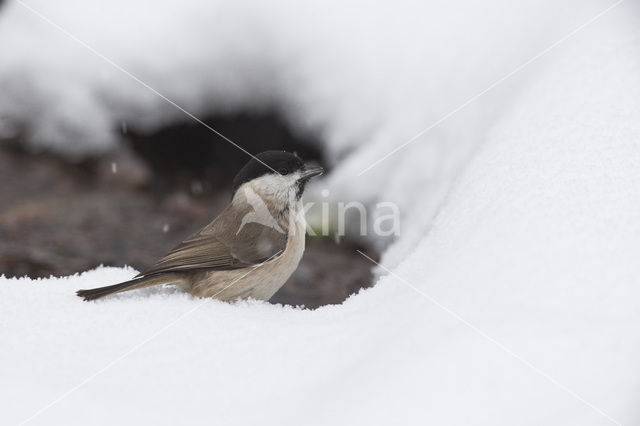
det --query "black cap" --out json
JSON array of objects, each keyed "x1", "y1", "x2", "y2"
[{"x1": 232, "y1": 151, "x2": 304, "y2": 195}]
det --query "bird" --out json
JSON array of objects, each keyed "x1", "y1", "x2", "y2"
[{"x1": 76, "y1": 150, "x2": 324, "y2": 302}]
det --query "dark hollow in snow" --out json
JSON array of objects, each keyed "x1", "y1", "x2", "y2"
[
  {"x1": 127, "y1": 113, "x2": 324, "y2": 192},
  {"x1": 0, "y1": 113, "x2": 377, "y2": 308}
]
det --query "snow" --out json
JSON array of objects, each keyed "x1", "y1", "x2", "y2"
[
  {"x1": 0, "y1": 1, "x2": 615, "y2": 157},
  {"x1": 2, "y1": 0, "x2": 640, "y2": 425}
]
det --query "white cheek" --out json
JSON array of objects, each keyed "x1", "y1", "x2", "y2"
[{"x1": 250, "y1": 173, "x2": 301, "y2": 201}]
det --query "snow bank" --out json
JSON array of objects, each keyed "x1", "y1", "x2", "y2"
[
  {"x1": 0, "y1": 0, "x2": 621, "y2": 252},
  {"x1": 0, "y1": 0, "x2": 597, "y2": 156},
  {"x1": 3, "y1": 0, "x2": 640, "y2": 425}
]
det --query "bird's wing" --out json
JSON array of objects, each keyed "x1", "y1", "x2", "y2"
[{"x1": 137, "y1": 202, "x2": 289, "y2": 277}]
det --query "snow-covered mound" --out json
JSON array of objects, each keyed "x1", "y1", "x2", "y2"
[
  {"x1": 2, "y1": 0, "x2": 640, "y2": 425},
  {"x1": 0, "y1": 0, "x2": 598, "y2": 157},
  {"x1": 0, "y1": 0, "x2": 626, "y2": 254}
]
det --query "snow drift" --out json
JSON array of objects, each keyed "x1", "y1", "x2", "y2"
[
  {"x1": 2, "y1": 0, "x2": 640, "y2": 425},
  {"x1": 0, "y1": 0, "x2": 625, "y2": 252}
]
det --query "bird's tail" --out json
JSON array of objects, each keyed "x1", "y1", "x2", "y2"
[{"x1": 76, "y1": 274, "x2": 181, "y2": 301}]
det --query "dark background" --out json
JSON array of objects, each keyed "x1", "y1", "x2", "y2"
[{"x1": 0, "y1": 112, "x2": 377, "y2": 308}]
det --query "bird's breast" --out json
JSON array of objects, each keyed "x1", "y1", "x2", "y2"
[
  {"x1": 189, "y1": 204, "x2": 306, "y2": 301},
  {"x1": 247, "y1": 207, "x2": 306, "y2": 300}
]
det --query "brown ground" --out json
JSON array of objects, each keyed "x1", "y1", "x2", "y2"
[{"x1": 0, "y1": 123, "x2": 377, "y2": 308}]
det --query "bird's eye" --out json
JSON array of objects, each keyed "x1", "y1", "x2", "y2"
[{"x1": 279, "y1": 168, "x2": 289, "y2": 175}]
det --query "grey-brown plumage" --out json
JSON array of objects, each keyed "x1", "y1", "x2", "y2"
[{"x1": 77, "y1": 151, "x2": 323, "y2": 302}]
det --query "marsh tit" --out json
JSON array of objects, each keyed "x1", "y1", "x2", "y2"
[{"x1": 77, "y1": 151, "x2": 324, "y2": 302}]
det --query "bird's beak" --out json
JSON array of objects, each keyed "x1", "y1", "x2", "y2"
[{"x1": 300, "y1": 165, "x2": 324, "y2": 180}]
